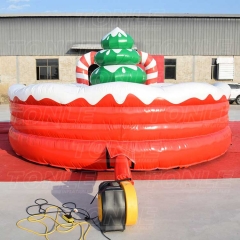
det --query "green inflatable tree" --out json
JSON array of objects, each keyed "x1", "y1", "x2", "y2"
[{"x1": 90, "y1": 27, "x2": 147, "y2": 85}]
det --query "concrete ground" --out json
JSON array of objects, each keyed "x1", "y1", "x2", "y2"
[
  {"x1": 0, "y1": 104, "x2": 10, "y2": 122},
  {"x1": 229, "y1": 104, "x2": 240, "y2": 121},
  {"x1": 0, "y1": 104, "x2": 240, "y2": 240},
  {"x1": 1, "y1": 180, "x2": 240, "y2": 240}
]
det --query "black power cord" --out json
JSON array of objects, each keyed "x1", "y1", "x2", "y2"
[
  {"x1": 25, "y1": 198, "x2": 111, "y2": 240},
  {"x1": 25, "y1": 179, "x2": 132, "y2": 239}
]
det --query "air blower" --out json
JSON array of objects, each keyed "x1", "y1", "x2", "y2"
[{"x1": 97, "y1": 180, "x2": 138, "y2": 232}]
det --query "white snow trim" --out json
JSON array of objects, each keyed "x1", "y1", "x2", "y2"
[
  {"x1": 103, "y1": 65, "x2": 138, "y2": 73},
  {"x1": 147, "y1": 72, "x2": 158, "y2": 79},
  {"x1": 109, "y1": 49, "x2": 133, "y2": 53},
  {"x1": 112, "y1": 49, "x2": 122, "y2": 54},
  {"x1": 145, "y1": 59, "x2": 156, "y2": 70},
  {"x1": 102, "y1": 27, "x2": 127, "y2": 40},
  {"x1": 77, "y1": 60, "x2": 88, "y2": 71},
  {"x1": 98, "y1": 49, "x2": 125, "y2": 54},
  {"x1": 8, "y1": 82, "x2": 231, "y2": 105},
  {"x1": 76, "y1": 73, "x2": 88, "y2": 80}
]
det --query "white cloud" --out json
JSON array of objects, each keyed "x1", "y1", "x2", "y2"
[
  {"x1": 8, "y1": 0, "x2": 30, "y2": 2},
  {"x1": 7, "y1": 4, "x2": 30, "y2": 10}
]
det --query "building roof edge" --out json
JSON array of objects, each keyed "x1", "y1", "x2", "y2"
[{"x1": 0, "y1": 13, "x2": 240, "y2": 18}]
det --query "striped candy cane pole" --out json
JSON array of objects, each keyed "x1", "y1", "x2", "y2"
[
  {"x1": 76, "y1": 51, "x2": 97, "y2": 85},
  {"x1": 138, "y1": 51, "x2": 158, "y2": 85}
]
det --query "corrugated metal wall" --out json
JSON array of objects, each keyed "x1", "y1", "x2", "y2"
[{"x1": 0, "y1": 16, "x2": 239, "y2": 56}]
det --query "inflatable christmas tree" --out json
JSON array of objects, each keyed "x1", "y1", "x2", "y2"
[{"x1": 90, "y1": 27, "x2": 147, "y2": 85}]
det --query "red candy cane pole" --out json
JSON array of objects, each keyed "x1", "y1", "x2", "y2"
[
  {"x1": 76, "y1": 51, "x2": 97, "y2": 85},
  {"x1": 138, "y1": 51, "x2": 158, "y2": 85}
]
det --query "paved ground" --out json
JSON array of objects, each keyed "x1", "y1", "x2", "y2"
[
  {"x1": 1, "y1": 180, "x2": 240, "y2": 240},
  {"x1": 0, "y1": 104, "x2": 240, "y2": 240},
  {"x1": 0, "y1": 104, "x2": 10, "y2": 122},
  {"x1": 229, "y1": 104, "x2": 240, "y2": 121}
]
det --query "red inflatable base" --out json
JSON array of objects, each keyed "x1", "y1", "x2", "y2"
[
  {"x1": 9, "y1": 95, "x2": 231, "y2": 171},
  {"x1": 0, "y1": 122, "x2": 239, "y2": 182},
  {"x1": 9, "y1": 126, "x2": 231, "y2": 170}
]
